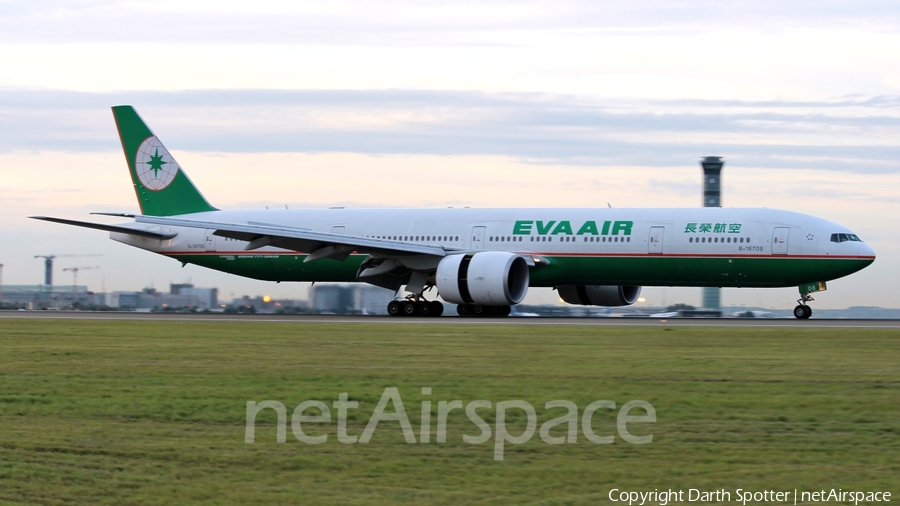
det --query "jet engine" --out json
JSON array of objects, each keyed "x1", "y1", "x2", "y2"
[
  {"x1": 557, "y1": 285, "x2": 642, "y2": 306},
  {"x1": 436, "y1": 252, "x2": 530, "y2": 306}
]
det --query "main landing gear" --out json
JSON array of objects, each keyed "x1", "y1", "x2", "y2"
[
  {"x1": 387, "y1": 296, "x2": 445, "y2": 317},
  {"x1": 793, "y1": 293, "x2": 814, "y2": 319},
  {"x1": 385, "y1": 298, "x2": 513, "y2": 318},
  {"x1": 456, "y1": 304, "x2": 511, "y2": 318}
]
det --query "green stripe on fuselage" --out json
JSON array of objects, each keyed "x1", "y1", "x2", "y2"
[
  {"x1": 168, "y1": 253, "x2": 872, "y2": 288},
  {"x1": 527, "y1": 255, "x2": 872, "y2": 287}
]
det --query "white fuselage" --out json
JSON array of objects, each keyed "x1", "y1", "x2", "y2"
[{"x1": 111, "y1": 206, "x2": 874, "y2": 289}]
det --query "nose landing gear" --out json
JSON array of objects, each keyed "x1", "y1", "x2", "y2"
[
  {"x1": 794, "y1": 282, "x2": 826, "y2": 319},
  {"x1": 793, "y1": 293, "x2": 814, "y2": 319}
]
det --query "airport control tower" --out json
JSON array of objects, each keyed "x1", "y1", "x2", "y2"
[{"x1": 701, "y1": 156, "x2": 723, "y2": 311}]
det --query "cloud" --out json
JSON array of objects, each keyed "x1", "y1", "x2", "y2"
[
  {"x1": 1, "y1": 1, "x2": 898, "y2": 45},
  {"x1": 0, "y1": 88, "x2": 898, "y2": 172}
]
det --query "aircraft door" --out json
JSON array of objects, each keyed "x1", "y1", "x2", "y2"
[
  {"x1": 204, "y1": 229, "x2": 217, "y2": 252},
  {"x1": 648, "y1": 226, "x2": 664, "y2": 255},
  {"x1": 772, "y1": 227, "x2": 789, "y2": 255},
  {"x1": 471, "y1": 226, "x2": 486, "y2": 250}
]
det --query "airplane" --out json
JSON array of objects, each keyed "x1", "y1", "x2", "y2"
[{"x1": 32, "y1": 106, "x2": 876, "y2": 319}]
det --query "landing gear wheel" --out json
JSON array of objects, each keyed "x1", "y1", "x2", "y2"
[
  {"x1": 456, "y1": 304, "x2": 470, "y2": 317},
  {"x1": 429, "y1": 301, "x2": 444, "y2": 317},
  {"x1": 417, "y1": 301, "x2": 432, "y2": 316},
  {"x1": 387, "y1": 300, "x2": 402, "y2": 317},
  {"x1": 402, "y1": 301, "x2": 417, "y2": 317},
  {"x1": 499, "y1": 306, "x2": 511, "y2": 317},
  {"x1": 472, "y1": 304, "x2": 484, "y2": 316},
  {"x1": 486, "y1": 306, "x2": 500, "y2": 317},
  {"x1": 793, "y1": 305, "x2": 812, "y2": 319},
  {"x1": 795, "y1": 292, "x2": 815, "y2": 319}
]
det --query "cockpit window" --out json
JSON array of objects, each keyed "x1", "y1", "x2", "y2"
[{"x1": 831, "y1": 233, "x2": 863, "y2": 243}]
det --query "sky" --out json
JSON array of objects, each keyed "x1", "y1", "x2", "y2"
[{"x1": 1, "y1": 0, "x2": 899, "y2": 309}]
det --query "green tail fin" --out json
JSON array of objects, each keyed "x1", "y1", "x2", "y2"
[{"x1": 112, "y1": 106, "x2": 217, "y2": 216}]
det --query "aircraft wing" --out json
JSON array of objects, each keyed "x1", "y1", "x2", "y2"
[
  {"x1": 134, "y1": 215, "x2": 450, "y2": 261},
  {"x1": 30, "y1": 216, "x2": 178, "y2": 240}
]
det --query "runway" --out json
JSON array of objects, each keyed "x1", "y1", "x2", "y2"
[{"x1": 2, "y1": 311, "x2": 900, "y2": 328}]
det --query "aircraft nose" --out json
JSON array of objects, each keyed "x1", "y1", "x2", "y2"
[{"x1": 859, "y1": 242, "x2": 876, "y2": 260}]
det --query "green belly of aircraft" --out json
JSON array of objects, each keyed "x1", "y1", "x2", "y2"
[{"x1": 168, "y1": 253, "x2": 872, "y2": 288}]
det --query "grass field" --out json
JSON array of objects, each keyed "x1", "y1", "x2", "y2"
[{"x1": 0, "y1": 319, "x2": 898, "y2": 505}]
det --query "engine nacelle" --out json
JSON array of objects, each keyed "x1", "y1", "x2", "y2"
[
  {"x1": 557, "y1": 285, "x2": 642, "y2": 306},
  {"x1": 436, "y1": 252, "x2": 530, "y2": 306}
]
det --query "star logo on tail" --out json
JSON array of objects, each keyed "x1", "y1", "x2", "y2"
[
  {"x1": 147, "y1": 148, "x2": 167, "y2": 178},
  {"x1": 135, "y1": 137, "x2": 179, "y2": 191}
]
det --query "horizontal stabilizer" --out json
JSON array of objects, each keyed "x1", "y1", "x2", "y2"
[
  {"x1": 30, "y1": 216, "x2": 178, "y2": 240},
  {"x1": 91, "y1": 212, "x2": 137, "y2": 218}
]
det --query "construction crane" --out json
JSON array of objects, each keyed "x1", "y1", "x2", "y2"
[
  {"x1": 62, "y1": 266, "x2": 100, "y2": 293},
  {"x1": 34, "y1": 254, "x2": 102, "y2": 291}
]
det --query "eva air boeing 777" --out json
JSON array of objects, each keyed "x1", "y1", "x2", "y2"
[{"x1": 33, "y1": 106, "x2": 875, "y2": 319}]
